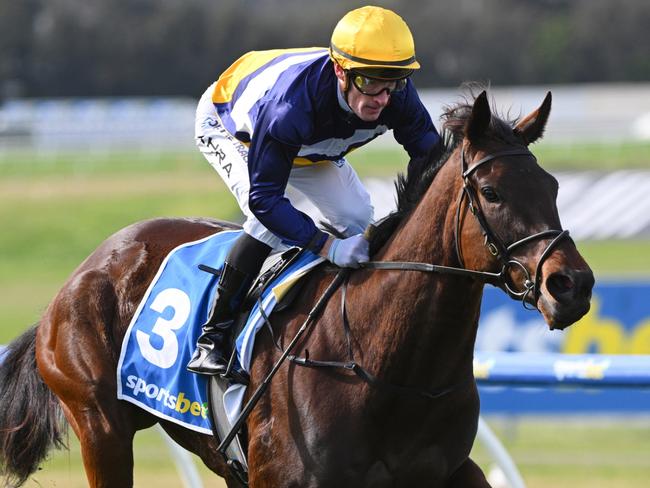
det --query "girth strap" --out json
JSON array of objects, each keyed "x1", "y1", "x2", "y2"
[{"x1": 288, "y1": 355, "x2": 469, "y2": 400}]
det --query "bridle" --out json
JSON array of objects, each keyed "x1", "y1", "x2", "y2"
[
  {"x1": 363, "y1": 145, "x2": 572, "y2": 309},
  {"x1": 456, "y1": 146, "x2": 570, "y2": 306}
]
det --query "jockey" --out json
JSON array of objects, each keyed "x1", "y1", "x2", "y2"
[{"x1": 188, "y1": 5, "x2": 441, "y2": 376}]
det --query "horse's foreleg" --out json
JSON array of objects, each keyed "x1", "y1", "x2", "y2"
[{"x1": 446, "y1": 458, "x2": 492, "y2": 488}]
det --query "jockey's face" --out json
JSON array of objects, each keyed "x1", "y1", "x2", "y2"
[{"x1": 334, "y1": 63, "x2": 391, "y2": 122}]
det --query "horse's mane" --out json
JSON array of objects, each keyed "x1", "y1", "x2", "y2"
[{"x1": 368, "y1": 90, "x2": 521, "y2": 255}]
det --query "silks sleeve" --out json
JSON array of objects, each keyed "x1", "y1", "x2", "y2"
[{"x1": 247, "y1": 101, "x2": 328, "y2": 250}]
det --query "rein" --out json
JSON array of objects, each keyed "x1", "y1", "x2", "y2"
[{"x1": 217, "y1": 146, "x2": 572, "y2": 459}]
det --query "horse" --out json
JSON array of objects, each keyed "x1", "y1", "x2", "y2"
[{"x1": 0, "y1": 91, "x2": 594, "y2": 487}]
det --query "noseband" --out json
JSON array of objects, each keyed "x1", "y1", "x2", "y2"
[{"x1": 363, "y1": 146, "x2": 571, "y2": 309}]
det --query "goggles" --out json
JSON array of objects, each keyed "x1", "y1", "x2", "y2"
[{"x1": 349, "y1": 71, "x2": 408, "y2": 96}]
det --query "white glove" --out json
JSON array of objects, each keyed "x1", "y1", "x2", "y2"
[{"x1": 325, "y1": 234, "x2": 369, "y2": 268}]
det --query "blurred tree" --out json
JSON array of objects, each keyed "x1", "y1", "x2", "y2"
[
  {"x1": 0, "y1": 0, "x2": 647, "y2": 98},
  {"x1": 569, "y1": 0, "x2": 650, "y2": 82},
  {"x1": 0, "y1": 0, "x2": 42, "y2": 99}
]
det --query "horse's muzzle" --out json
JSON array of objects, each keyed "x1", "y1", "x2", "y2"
[{"x1": 538, "y1": 267, "x2": 595, "y2": 330}]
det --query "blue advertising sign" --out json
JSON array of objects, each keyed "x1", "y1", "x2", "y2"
[
  {"x1": 474, "y1": 352, "x2": 650, "y2": 388},
  {"x1": 479, "y1": 387, "x2": 650, "y2": 414},
  {"x1": 477, "y1": 282, "x2": 650, "y2": 355},
  {"x1": 476, "y1": 282, "x2": 650, "y2": 413}
]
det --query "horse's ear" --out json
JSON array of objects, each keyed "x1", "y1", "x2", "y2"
[
  {"x1": 464, "y1": 91, "x2": 492, "y2": 143},
  {"x1": 514, "y1": 91, "x2": 552, "y2": 145}
]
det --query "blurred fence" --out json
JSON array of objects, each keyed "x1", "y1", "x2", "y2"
[
  {"x1": 419, "y1": 83, "x2": 650, "y2": 143},
  {"x1": 0, "y1": 97, "x2": 195, "y2": 154},
  {"x1": 1, "y1": 83, "x2": 650, "y2": 157}
]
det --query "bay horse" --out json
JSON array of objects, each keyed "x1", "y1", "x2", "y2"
[{"x1": 0, "y1": 91, "x2": 593, "y2": 487}]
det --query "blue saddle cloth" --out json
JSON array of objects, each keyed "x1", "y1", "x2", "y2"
[{"x1": 117, "y1": 229, "x2": 323, "y2": 433}]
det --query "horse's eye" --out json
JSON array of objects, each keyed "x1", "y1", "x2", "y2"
[{"x1": 481, "y1": 186, "x2": 500, "y2": 203}]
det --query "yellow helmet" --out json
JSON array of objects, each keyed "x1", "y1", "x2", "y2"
[{"x1": 329, "y1": 6, "x2": 420, "y2": 79}]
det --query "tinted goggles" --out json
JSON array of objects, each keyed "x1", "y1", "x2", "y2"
[{"x1": 349, "y1": 72, "x2": 408, "y2": 96}]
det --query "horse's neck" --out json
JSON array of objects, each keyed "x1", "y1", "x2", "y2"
[{"x1": 358, "y1": 156, "x2": 483, "y2": 385}]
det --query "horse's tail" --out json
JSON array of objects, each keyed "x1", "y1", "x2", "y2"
[{"x1": 0, "y1": 325, "x2": 67, "y2": 487}]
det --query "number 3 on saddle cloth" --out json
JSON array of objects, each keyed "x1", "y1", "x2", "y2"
[{"x1": 116, "y1": 229, "x2": 324, "y2": 436}]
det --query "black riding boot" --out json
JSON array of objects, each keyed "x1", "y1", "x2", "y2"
[{"x1": 187, "y1": 233, "x2": 271, "y2": 377}]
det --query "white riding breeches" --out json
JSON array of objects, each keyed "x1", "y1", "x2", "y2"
[{"x1": 195, "y1": 83, "x2": 374, "y2": 250}]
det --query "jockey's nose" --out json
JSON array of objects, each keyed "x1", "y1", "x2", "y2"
[{"x1": 373, "y1": 90, "x2": 391, "y2": 106}]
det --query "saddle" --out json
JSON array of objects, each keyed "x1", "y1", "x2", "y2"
[{"x1": 199, "y1": 246, "x2": 306, "y2": 370}]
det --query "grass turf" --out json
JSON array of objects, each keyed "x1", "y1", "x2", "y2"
[{"x1": 1, "y1": 139, "x2": 649, "y2": 176}]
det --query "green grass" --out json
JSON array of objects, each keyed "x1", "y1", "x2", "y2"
[
  {"x1": 353, "y1": 140, "x2": 650, "y2": 173},
  {"x1": 533, "y1": 140, "x2": 650, "y2": 171},
  {"x1": 471, "y1": 417, "x2": 650, "y2": 488},
  {"x1": 2, "y1": 139, "x2": 648, "y2": 177},
  {"x1": 0, "y1": 150, "x2": 207, "y2": 177},
  {"x1": 576, "y1": 239, "x2": 650, "y2": 278}
]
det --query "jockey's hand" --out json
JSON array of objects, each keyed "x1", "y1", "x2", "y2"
[{"x1": 320, "y1": 234, "x2": 369, "y2": 268}]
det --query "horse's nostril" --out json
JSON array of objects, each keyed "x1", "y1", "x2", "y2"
[
  {"x1": 577, "y1": 269, "x2": 595, "y2": 299},
  {"x1": 547, "y1": 272, "x2": 574, "y2": 299},
  {"x1": 546, "y1": 269, "x2": 595, "y2": 303}
]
